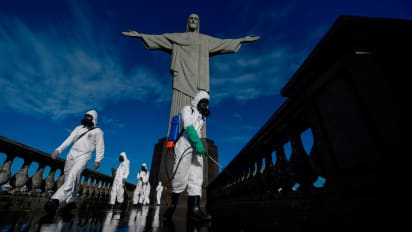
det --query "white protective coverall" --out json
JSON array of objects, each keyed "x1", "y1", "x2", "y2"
[
  {"x1": 51, "y1": 110, "x2": 105, "y2": 205},
  {"x1": 132, "y1": 163, "x2": 150, "y2": 205},
  {"x1": 172, "y1": 91, "x2": 208, "y2": 196},
  {"x1": 109, "y1": 152, "x2": 130, "y2": 205},
  {"x1": 143, "y1": 182, "x2": 151, "y2": 205},
  {"x1": 155, "y1": 181, "x2": 164, "y2": 205}
]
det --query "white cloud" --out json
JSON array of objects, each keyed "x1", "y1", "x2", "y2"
[{"x1": 0, "y1": 14, "x2": 169, "y2": 120}]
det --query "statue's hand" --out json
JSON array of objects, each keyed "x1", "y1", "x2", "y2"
[
  {"x1": 243, "y1": 35, "x2": 260, "y2": 42},
  {"x1": 122, "y1": 30, "x2": 141, "y2": 38}
]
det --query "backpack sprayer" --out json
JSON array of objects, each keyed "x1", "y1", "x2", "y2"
[{"x1": 166, "y1": 114, "x2": 181, "y2": 149}]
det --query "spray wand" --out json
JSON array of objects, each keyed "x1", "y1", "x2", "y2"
[{"x1": 205, "y1": 153, "x2": 236, "y2": 179}]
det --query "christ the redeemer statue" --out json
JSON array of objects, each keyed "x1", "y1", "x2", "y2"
[{"x1": 122, "y1": 13, "x2": 260, "y2": 137}]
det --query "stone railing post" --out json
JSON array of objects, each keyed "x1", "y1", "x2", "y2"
[{"x1": 0, "y1": 154, "x2": 14, "y2": 186}]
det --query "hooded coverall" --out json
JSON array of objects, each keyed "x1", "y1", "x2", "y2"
[
  {"x1": 155, "y1": 181, "x2": 164, "y2": 205},
  {"x1": 109, "y1": 152, "x2": 130, "y2": 205},
  {"x1": 163, "y1": 90, "x2": 211, "y2": 221},
  {"x1": 172, "y1": 91, "x2": 208, "y2": 196},
  {"x1": 51, "y1": 110, "x2": 105, "y2": 205},
  {"x1": 132, "y1": 164, "x2": 150, "y2": 205}
]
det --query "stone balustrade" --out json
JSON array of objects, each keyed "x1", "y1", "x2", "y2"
[
  {"x1": 0, "y1": 136, "x2": 135, "y2": 201},
  {"x1": 206, "y1": 15, "x2": 410, "y2": 230}
]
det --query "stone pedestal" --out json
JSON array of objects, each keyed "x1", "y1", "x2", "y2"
[{"x1": 149, "y1": 137, "x2": 218, "y2": 206}]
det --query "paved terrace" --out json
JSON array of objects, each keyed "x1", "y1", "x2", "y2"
[{"x1": 0, "y1": 196, "x2": 220, "y2": 232}]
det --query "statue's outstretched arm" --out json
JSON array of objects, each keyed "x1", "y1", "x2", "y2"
[
  {"x1": 121, "y1": 30, "x2": 142, "y2": 38},
  {"x1": 241, "y1": 35, "x2": 260, "y2": 43}
]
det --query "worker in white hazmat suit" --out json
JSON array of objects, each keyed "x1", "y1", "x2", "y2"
[
  {"x1": 155, "y1": 181, "x2": 164, "y2": 205},
  {"x1": 109, "y1": 151, "x2": 130, "y2": 207},
  {"x1": 163, "y1": 90, "x2": 211, "y2": 221},
  {"x1": 44, "y1": 109, "x2": 105, "y2": 214},
  {"x1": 132, "y1": 163, "x2": 150, "y2": 206}
]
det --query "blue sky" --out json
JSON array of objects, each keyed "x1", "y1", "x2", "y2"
[{"x1": 1, "y1": 0, "x2": 411, "y2": 185}]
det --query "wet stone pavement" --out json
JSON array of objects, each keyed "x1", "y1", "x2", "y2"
[{"x1": 0, "y1": 204, "x2": 225, "y2": 232}]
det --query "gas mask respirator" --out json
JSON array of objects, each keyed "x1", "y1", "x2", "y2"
[
  {"x1": 81, "y1": 114, "x2": 94, "y2": 128},
  {"x1": 197, "y1": 99, "x2": 210, "y2": 117}
]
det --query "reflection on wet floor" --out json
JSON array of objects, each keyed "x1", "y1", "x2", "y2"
[{"x1": 0, "y1": 205, "x2": 215, "y2": 232}]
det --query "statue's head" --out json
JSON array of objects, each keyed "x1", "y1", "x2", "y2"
[{"x1": 186, "y1": 13, "x2": 199, "y2": 33}]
